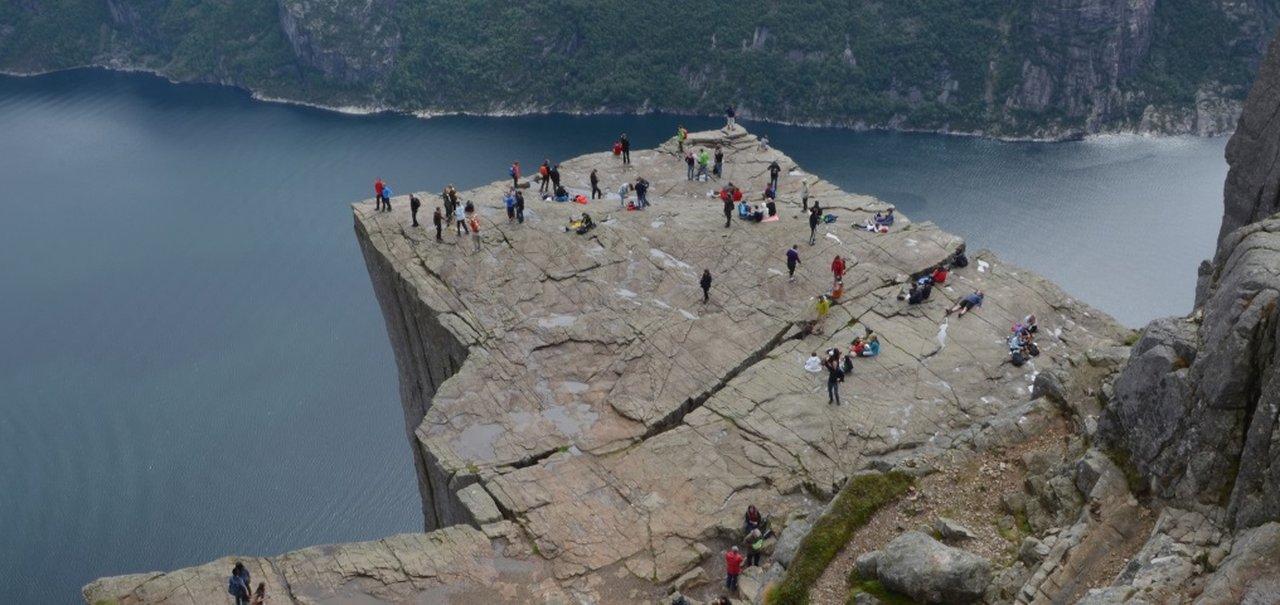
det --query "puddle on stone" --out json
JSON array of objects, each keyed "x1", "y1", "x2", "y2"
[
  {"x1": 452, "y1": 423, "x2": 504, "y2": 462},
  {"x1": 543, "y1": 403, "x2": 598, "y2": 437}
]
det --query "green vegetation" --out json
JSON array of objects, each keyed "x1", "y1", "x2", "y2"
[
  {"x1": 1103, "y1": 447, "x2": 1150, "y2": 498},
  {"x1": 765, "y1": 471, "x2": 914, "y2": 605},
  {"x1": 845, "y1": 572, "x2": 916, "y2": 605},
  {"x1": 1, "y1": 1, "x2": 1275, "y2": 135},
  {"x1": 1123, "y1": 330, "x2": 1142, "y2": 346}
]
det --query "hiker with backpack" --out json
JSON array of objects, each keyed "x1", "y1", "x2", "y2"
[
  {"x1": 227, "y1": 562, "x2": 251, "y2": 605},
  {"x1": 677, "y1": 124, "x2": 687, "y2": 153},
  {"x1": 539, "y1": 160, "x2": 551, "y2": 192}
]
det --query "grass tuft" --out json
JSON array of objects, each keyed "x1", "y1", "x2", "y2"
[{"x1": 765, "y1": 471, "x2": 914, "y2": 605}]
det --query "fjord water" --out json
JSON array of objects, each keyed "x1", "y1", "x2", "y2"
[{"x1": 0, "y1": 69, "x2": 1224, "y2": 603}]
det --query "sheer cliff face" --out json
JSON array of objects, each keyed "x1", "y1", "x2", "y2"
[
  {"x1": 276, "y1": 0, "x2": 400, "y2": 83},
  {"x1": 1101, "y1": 35, "x2": 1280, "y2": 530}
]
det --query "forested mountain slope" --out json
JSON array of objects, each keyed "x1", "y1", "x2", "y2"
[{"x1": 2, "y1": 0, "x2": 1277, "y2": 137}]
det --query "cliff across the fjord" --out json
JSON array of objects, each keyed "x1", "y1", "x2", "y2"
[
  {"x1": 4, "y1": 0, "x2": 1277, "y2": 138},
  {"x1": 84, "y1": 126, "x2": 1131, "y2": 604}
]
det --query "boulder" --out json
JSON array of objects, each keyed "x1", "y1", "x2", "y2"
[
  {"x1": 934, "y1": 516, "x2": 978, "y2": 541},
  {"x1": 859, "y1": 531, "x2": 991, "y2": 604}
]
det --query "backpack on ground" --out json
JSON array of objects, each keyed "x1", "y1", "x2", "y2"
[
  {"x1": 823, "y1": 214, "x2": 837, "y2": 223},
  {"x1": 1011, "y1": 351, "x2": 1026, "y2": 367}
]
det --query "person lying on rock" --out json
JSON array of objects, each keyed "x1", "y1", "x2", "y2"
[{"x1": 946, "y1": 290, "x2": 984, "y2": 317}]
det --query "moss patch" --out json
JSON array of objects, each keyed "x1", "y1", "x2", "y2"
[
  {"x1": 845, "y1": 577, "x2": 916, "y2": 605},
  {"x1": 765, "y1": 471, "x2": 914, "y2": 605}
]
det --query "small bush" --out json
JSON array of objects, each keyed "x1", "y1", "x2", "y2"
[{"x1": 765, "y1": 471, "x2": 914, "y2": 605}]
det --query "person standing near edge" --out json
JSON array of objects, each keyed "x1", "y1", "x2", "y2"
[
  {"x1": 808, "y1": 206, "x2": 821, "y2": 246},
  {"x1": 768, "y1": 160, "x2": 781, "y2": 190},
  {"x1": 620, "y1": 133, "x2": 631, "y2": 165},
  {"x1": 700, "y1": 270, "x2": 713, "y2": 303},
  {"x1": 590, "y1": 168, "x2": 602, "y2": 199},
  {"x1": 409, "y1": 193, "x2": 421, "y2": 227},
  {"x1": 373, "y1": 177, "x2": 385, "y2": 211},
  {"x1": 723, "y1": 193, "x2": 734, "y2": 229},
  {"x1": 724, "y1": 104, "x2": 736, "y2": 131},
  {"x1": 786, "y1": 245, "x2": 801, "y2": 280},
  {"x1": 510, "y1": 161, "x2": 520, "y2": 189},
  {"x1": 539, "y1": 159, "x2": 551, "y2": 192},
  {"x1": 432, "y1": 207, "x2": 443, "y2": 240},
  {"x1": 677, "y1": 124, "x2": 687, "y2": 153},
  {"x1": 515, "y1": 190, "x2": 526, "y2": 224}
]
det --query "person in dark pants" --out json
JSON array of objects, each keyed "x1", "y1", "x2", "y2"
[
  {"x1": 410, "y1": 194, "x2": 421, "y2": 227},
  {"x1": 700, "y1": 270, "x2": 713, "y2": 303},
  {"x1": 724, "y1": 104, "x2": 736, "y2": 131},
  {"x1": 230, "y1": 562, "x2": 251, "y2": 605},
  {"x1": 786, "y1": 245, "x2": 801, "y2": 280},
  {"x1": 590, "y1": 169, "x2": 602, "y2": 199},
  {"x1": 515, "y1": 190, "x2": 525, "y2": 224},
  {"x1": 510, "y1": 161, "x2": 520, "y2": 189},
  {"x1": 768, "y1": 160, "x2": 781, "y2": 190},
  {"x1": 539, "y1": 160, "x2": 551, "y2": 192},
  {"x1": 550, "y1": 164, "x2": 561, "y2": 191},
  {"x1": 725, "y1": 546, "x2": 743, "y2": 591},
  {"x1": 432, "y1": 207, "x2": 443, "y2": 240},
  {"x1": 825, "y1": 350, "x2": 844, "y2": 405},
  {"x1": 620, "y1": 133, "x2": 631, "y2": 165},
  {"x1": 714, "y1": 146, "x2": 724, "y2": 178},
  {"x1": 808, "y1": 207, "x2": 821, "y2": 246},
  {"x1": 723, "y1": 196, "x2": 734, "y2": 228}
]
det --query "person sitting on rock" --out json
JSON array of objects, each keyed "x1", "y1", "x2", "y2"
[
  {"x1": 950, "y1": 243, "x2": 969, "y2": 268},
  {"x1": 745, "y1": 528, "x2": 765, "y2": 568},
  {"x1": 874, "y1": 208, "x2": 895, "y2": 226},
  {"x1": 859, "y1": 335, "x2": 880, "y2": 357},
  {"x1": 862, "y1": 219, "x2": 890, "y2": 233},
  {"x1": 744, "y1": 505, "x2": 763, "y2": 533},
  {"x1": 763, "y1": 182, "x2": 777, "y2": 201},
  {"x1": 750, "y1": 204, "x2": 766, "y2": 222},
  {"x1": 766, "y1": 199, "x2": 777, "y2": 217},
  {"x1": 554, "y1": 184, "x2": 570, "y2": 202},
  {"x1": 946, "y1": 290, "x2": 984, "y2": 317},
  {"x1": 738, "y1": 200, "x2": 751, "y2": 219},
  {"x1": 930, "y1": 265, "x2": 949, "y2": 285},
  {"x1": 566, "y1": 212, "x2": 595, "y2": 234},
  {"x1": 1017, "y1": 314, "x2": 1038, "y2": 334},
  {"x1": 804, "y1": 352, "x2": 823, "y2": 373}
]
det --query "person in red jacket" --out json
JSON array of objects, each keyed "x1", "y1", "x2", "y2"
[
  {"x1": 373, "y1": 178, "x2": 386, "y2": 211},
  {"x1": 930, "y1": 265, "x2": 949, "y2": 285},
  {"x1": 724, "y1": 546, "x2": 744, "y2": 591},
  {"x1": 539, "y1": 160, "x2": 551, "y2": 192},
  {"x1": 831, "y1": 255, "x2": 846, "y2": 280},
  {"x1": 510, "y1": 161, "x2": 520, "y2": 188}
]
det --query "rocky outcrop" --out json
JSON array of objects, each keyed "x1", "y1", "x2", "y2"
[
  {"x1": 84, "y1": 127, "x2": 1127, "y2": 604},
  {"x1": 856, "y1": 531, "x2": 992, "y2": 604},
  {"x1": 277, "y1": 0, "x2": 400, "y2": 83},
  {"x1": 1100, "y1": 34, "x2": 1280, "y2": 531}
]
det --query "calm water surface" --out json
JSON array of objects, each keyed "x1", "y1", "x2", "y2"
[{"x1": 0, "y1": 70, "x2": 1226, "y2": 603}]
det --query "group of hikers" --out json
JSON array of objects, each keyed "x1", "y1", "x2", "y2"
[{"x1": 226, "y1": 562, "x2": 266, "y2": 605}]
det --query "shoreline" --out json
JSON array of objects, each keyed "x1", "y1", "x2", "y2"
[{"x1": 0, "y1": 64, "x2": 1234, "y2": 143}]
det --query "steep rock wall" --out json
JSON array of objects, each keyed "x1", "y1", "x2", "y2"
[{"x1": 1101, "y1": 34, "x2": 1280, "y2": 530}]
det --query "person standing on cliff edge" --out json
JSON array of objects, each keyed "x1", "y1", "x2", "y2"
[
  {"x1": 590, "y1": 168, "x2": 602, "y2": 199},
  {"x1": 410, "y1": 193, "x2": 421, "y2": 227},
  {"x1": 228, "y1": 562, "x2": 251, "y2": 605},
  {"x1": 620, "y1": 133, "x2": 631, "y2": 165},
  {"x1": 700, "y1": 270, "x2": 713, "y2": 304},
  {"x1": 510, "y1": 161, "x2": 520, "y2": 189},
  {"x1": 808, "y1": 206, "x2": 821, "y2": 246},
  {"x1": 373, "y1": 177, "x2": 385, "y2": 212},
  {"x1": 724, "y1": 104, "x2": 736, "y2": 131}
]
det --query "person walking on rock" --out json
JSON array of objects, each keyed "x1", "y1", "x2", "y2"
[
  {"x1": 432, "y1": 207, "x2": 443, "y2": 240},
  {"x1": 685, "y1": 152, "x2": 695, "y2": 181},
  {"x1": 620, "y1": 133, "x2": 631, "y2": 165},
  {"x1": 786, "y1": 245, "x2": 801, "y2": 280},
  {"x1": 724, "y1": 546, "x2": 744, "y2": 591},
  {"x1": 515, "y1": 190, "x2": 525, "y2": 224},
  {"x1": 539, "y1": 160, "x2": 551, "y2": 192},
  {"x1": 700, "y1": 270, "x2": 713, "y2": 303},
  {"x1": 469, "y1": 216, "x2": 482, "y2": 252},
  {"x1": 768, "y1": 160, "x2": 781, "y2": 190},
  {"x1": 590, "y1": 169, "x2": 602, "y2": 199},
  {"x1": 831, "y1": 255, "x2": 846, "y2": 280},
  {"x1": 713, "y1": 146, "x2": 724, "y2": 178},
  {"x1": 374, "y1": 178, "x2": 385, "y2": 211},
  {"x1": 410, "y1": 194, "x2": 421, "y2": 227},
  {"x1": 510, "y1": 161, "x2": 520, "y2": 189},
  {"x1": 380, "y1": 184, "x2": 393, "y2": 212},
  {"x1": 808, "y1": 206, "x2": 821, "y2": 246},
  {"x1": 723, "y1": 194, "x2": 734, "y2": 229},
  {"x1": 228, "y1": 562, "x2": 251, "y2": 605}
]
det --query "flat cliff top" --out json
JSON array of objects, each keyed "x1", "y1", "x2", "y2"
[{"x1": 86, "y1": 127, "x2": 1128, "y2": 604}]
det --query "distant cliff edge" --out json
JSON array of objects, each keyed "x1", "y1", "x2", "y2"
[{"x1": 3, "y1": 0, "x2": 1277, "y2": 139}]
